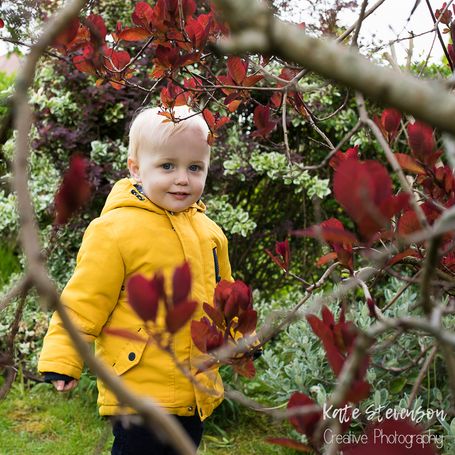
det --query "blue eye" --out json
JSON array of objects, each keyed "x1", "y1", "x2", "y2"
[
  {"x1": 189, "y1": 164, "x2": 201, "y2": 172},
  {"x1": 162, "y1": 163, "x2": 173, "y2": 170}
]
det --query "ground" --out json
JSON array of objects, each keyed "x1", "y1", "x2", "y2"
[{"x1": 0, "y1": 379, "x2": 297, "y2": 455}]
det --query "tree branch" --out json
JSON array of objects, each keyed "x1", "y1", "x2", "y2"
[{"x1": 212, "y1": 0, "x2": 455, "y2": 135}]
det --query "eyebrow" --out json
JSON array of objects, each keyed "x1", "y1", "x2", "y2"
[{"x1": 158, "y1": 158, "x2": 207, "y2": 165}]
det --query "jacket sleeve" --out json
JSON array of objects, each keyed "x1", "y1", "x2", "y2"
[{"x1": 38, "y1": 219, "x2": 124, "y2": 379}]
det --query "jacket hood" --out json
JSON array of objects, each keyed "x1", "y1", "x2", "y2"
[{"x1": 100, "y1": 178, "x2": 206, "y2": 216}]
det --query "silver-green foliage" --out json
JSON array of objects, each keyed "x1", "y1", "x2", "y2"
[
  {"x1": 250, "y1": 277, "x2": 452, "y2": 445},
  {"x1": 224, "y1": 150, "x2": 331, "y2": 199},
  {"x1": 90, "y1": 139, "x2": 128, "y2": 175},
  {"x1": 206, "y1": 195, "x2": 257, "y2": 237},
  {"x1": 0, "y1": 133, "x2": 60, "y2": 239}
]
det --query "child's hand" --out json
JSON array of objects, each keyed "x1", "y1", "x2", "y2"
[{"x1": 52, "y1": 379, "x2": 78, "y2": 392}]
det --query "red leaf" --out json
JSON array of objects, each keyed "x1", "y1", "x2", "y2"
[
  {"x1": 191, "y1": 319, "x2": 210, "y2": 352},
  {"x1": 436, "y1": 3, "x2": 453, "y2": 25},
  {"x1": 251, "y1": 104, "x2": 278, "y2": 138},
  {"x1": 387, "y1": 248, "x2": 420, "y2": 266},
  {"x1": 379, "y1": 192, "x2": 410, "y2": 221},
  {"x1": 346, "y1": 379, "x2": 371, "y2": 403},
  {"x1": 381, "y1": 108, "x2": 401, "y2": 134},
  {"x1": 202, "y1": 109, "x2": 230, "y2": 136},
  {"x1": 343, "y1": 419, "x2": 439, "y2": 454},
  {"x1": 172, "y1": 262, "x2": 192, "y2": 306},
  {"x1": 232, "y1": 281, "x2": 253, "y2": 311},
  {"x1": 232, "y1": 358, "x2": 256, "y2": 378},
  {"x1": 118, "y1": 27, "x2": 151, "y2": 41},
  {"x1": 127, "y1": 275, "x2": 160, "y2": 322},
  {"x1": 243, "y1": 74, "x2": 263, "y2": 87},
  {"x1": 103, "y1": 327, "x2": 145, "y2": 342},
  {"x1": 397, "y1": 210, "x2": 422, "y2": 236},
  {"x1": 287, "y1": 392, "x2": 322, "y2": 439},
  {"x1": 266, "y1": 438, "x2": 312, "y2": 452},
  {"x1": 334, "y1": 159, "x2": 395, "y2": 239},
  {"x1": 224, "y1": 293, "x2": 239, "y2": 320},
  {"x1": 265, "y1": 248, "x2": 286, "y2": 271},
  {"x1": 166, "y1": 299, "x2": 197, "y2": 334},
  {"x1": 0, "y1": 19, "x2": 4, "y2": 28},
  {"x1": 52, "y1": 18, "x2": 80, "y2": 52},
  {"x1": 226, "y1": 99, "x2": 242, "y2": 113},
  {"x1": 214, "y1": 280, "x2": 234, "y2": 314},
  {"x1": 54, "y1": 154, "x2": 91, "y2": 224},
  {"x1": 329, "y1": 146, "x2": 359, "y2": 170},
  {"x1": 191, "y1": 317, "x2": 224, "y2": 353},
  {"x1": 86, "y1": 14, "x2": 107, "y2": 41},
  {"x1": 449, "y1": 43, "x2": 455, "y2": 66},
  {"x1": 394, "y1": 153, "x2": 425, "y2": 174},
  {"x1": 227, "y1": 56, "x2": 247, "y2": 84},
  {"x1": 275, "y1": 239, "x2": 291, "y2": 271},
  {"x1": 306, "y1": 315, "x2": 345, "y2": 375},
  {"x1": 132, "y1": 2, "x2": 154, "y2": 31},
  {"x1": 321, "y1": 305, "x2": 335, "y2": 326},
  {"x1": 72, "y1": 44, "x2": 100, "y2": 74},
  {"x1": 407, "y1": 122, "x2": 435, "y2": 163},
  {"x1": 316, "y1": 251, "x2": 338, "y2": 266},
  {"x1": 235, "y1": 309, "x2": 257, "y2": 335},
  {"x1": 203, "y1": 302, "x2": 224, "y2": 328},
  {"x1": 105, "y1": 48, "x2": 130, "y2": 72},
  {"x1": 294, "y1": 221, "x2": 357, "y2": 245},
  {"x1": 202, "y1": 109, "x2": 215, "y2": 130}
]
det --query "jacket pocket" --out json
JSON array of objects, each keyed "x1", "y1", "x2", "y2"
[{"x1": 112, "y1": 328, "x2": 148, "y2": 376}]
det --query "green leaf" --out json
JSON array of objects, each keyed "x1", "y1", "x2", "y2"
[{"x1": 390, "y1": 377, "x2": 407, "y2": 394}]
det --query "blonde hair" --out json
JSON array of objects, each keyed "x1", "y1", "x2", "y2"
[{"x1": 128, "y1": 106, "x2": 210, "y2": 161}]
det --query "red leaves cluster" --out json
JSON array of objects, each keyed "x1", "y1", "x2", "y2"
[
  {"x1": 270, "y1": 307, "x2": 370, "y2": 451},
  {"x1": 202, "y1": 109, "x2": 230, "y2": 146},
  {"x1": 53, "y1": 14, "x2": 132, "y2": 90},
  {"x1": 54, "y1": 154, "x2": 91, "y2": 225},
  {"x1": 374, "y1": 108, "x2": 401, "y2": 143},
  {"x1": 294, "y1": 218, "x2": 356, "y2": 271},
  {"x1": 395, "y1": 121, "x2": 455, "y2": 262},
  {"x1": 191, "y1": 280, "x2": 258, "y2": 377},
  {"x1": 435, "y1": 2, "x2": 454, "y2": 25},
  {"x1": 52, "y1": 1, "x2": 226, "y2": 92},
  {"x1": 119, "y1": 0, "x2": 196, "y2": 41},
  {"x1": 151, "y1": 45, "x2": 199, "y2": 78},
  {"x1": 307, "y1": 306, "x2": 370, "y2": 402},
  {"x1": 333, "y1": 155, "x2": 409, "y2": 240},
  {"x1": 265, "y1": 239, "x2": 291, "y2": 273},
  {"x1": 251, "y1": 104, "x2": 278, "y2": 138},
  {"x1": 218, "y1": 57, "x2": 264, "y2": 112},
  {"x1": 127, "y1": 262, "x2": 197, "y2": 334}
]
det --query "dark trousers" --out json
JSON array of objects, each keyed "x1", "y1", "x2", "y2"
[{"x1": 111, "y1": 415, "x2": 203, "y2": 455}]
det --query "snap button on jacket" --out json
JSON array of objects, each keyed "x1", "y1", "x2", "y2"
[{"x1": 38, "y1": 178, "x2": 232, "y2": 420}]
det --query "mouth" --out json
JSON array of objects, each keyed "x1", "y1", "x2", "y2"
[{"x1": 169, "y1": 192, "x2": 190, "y2": 200}]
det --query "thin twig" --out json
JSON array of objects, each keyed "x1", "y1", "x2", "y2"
[{"x1": 407, "y1": 345, "x2": 438, "y2": 408}]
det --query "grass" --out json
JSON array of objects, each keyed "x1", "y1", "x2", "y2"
[{"x1": 0, "y1": 377, "x2": 297, "y2": 455}]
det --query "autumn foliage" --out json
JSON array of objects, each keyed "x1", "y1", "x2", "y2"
[{"x1": 33, "y1": 1, "x2": 455, "y2": 453}]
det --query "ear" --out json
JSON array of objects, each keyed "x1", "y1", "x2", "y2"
[{"x1": 127, "y1": 156, "x2": 141, "y2": 182}]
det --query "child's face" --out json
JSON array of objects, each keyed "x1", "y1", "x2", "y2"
[{"x1": 128, "y1": 126, "x2": 210, "y2": 212}]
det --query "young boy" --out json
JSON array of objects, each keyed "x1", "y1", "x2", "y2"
[{"x1": 38, "y1": 106, "x2": 232, "y2": 454}]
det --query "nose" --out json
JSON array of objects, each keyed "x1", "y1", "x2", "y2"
[{"x1": 174, "y1": 169, "x2": 189, "y2": 185}]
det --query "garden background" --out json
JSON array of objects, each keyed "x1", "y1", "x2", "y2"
[{"x1": 1, "y1": 0, "x2": 455, "y2": 453}]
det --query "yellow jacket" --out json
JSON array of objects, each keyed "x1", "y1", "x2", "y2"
[{"x1": 38, "y1": 178, "x2": 232, "y2": 420}]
